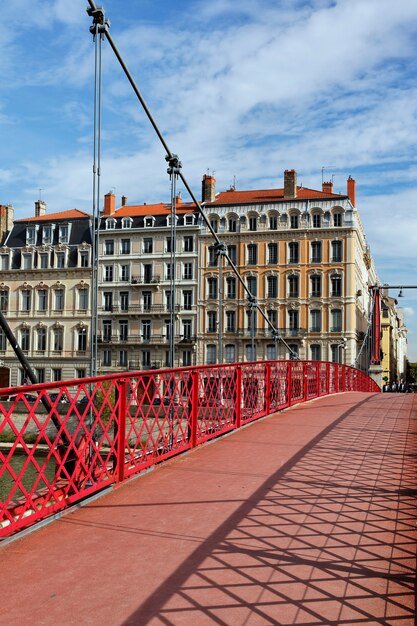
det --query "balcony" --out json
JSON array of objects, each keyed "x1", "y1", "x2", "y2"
[{"x1": 131, "y1": 275, "x2": 161, "y2": 285}]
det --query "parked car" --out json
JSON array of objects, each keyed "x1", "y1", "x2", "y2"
[
  {"x1": 48, "y1": 392, "x2": 69, "y2": 403},
  {"x1": 8, "y1": 393, "x2": 38, "y2": 402}
]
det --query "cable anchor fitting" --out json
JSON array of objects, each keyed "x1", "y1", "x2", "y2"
[
  {"x1": 166, "y1": 154, "x2": 182, "y2": 178},
  {"x1": 214, "y1": 242, "x2": 227, "y2": 257},
  {"x1": 87, "y1": 6, "x2": 110, "y2": 37},
  {"x1": 247, "y1": 295, "x2": 258, "y2": 307}
]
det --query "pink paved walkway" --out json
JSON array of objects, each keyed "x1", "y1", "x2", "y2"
[{"x1": 1, "y1": 392, "x2": 416, "y2": 625}]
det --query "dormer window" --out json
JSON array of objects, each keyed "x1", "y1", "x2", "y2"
[
  {"x1": 43, "y1": 225, "x2": 53, "y2": 244},
  {"x1": 185, "y1": 214, "x2": 194, "y2": 225},
  {"x1": 106, "y1": 218, "x2": 117, "y2": 230},
  {"x1": 58, "y1": 224, "x2": 69, "y2": 243},
  {"x1": 122, "y1": 217, "x2": 132, "y2": 229},
  {"x1": 144, "y1": 216, "x2": 154, "y2": 228},
  {"x1": 26, "y1": 226, "x2": 37, "y2": 245}
]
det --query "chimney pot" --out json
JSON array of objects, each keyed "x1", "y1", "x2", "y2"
[
  {"x1": 284, "y1": 169, "x2": 297, "y2": 198},
  {"x1": 121, "y1": 195, "x2": 127, "y2": 207},
  {"x1": 202, "y1": 174, "x2": 216, "y2": 203},
  {"x1": 347, "y1": 176, "x2": 356, "y2": 207}
]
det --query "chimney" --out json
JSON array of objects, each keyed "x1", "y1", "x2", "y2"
[
  {"x1": 121, "y1": 195, "x2": 127, "y2": 207},
  {"x1": 35, "y1": 200, "x2": 47, "y2": 217},
  {"x1": 284, "y1": 169, "x2": 297, "y2": 198},
  {"x1": 0, "y1": 204, "x2": 14, "y2": 241},
  {"x1": 104, "y1": 192, "x2": 116, "y2": 216},
  {"x1": 322, "y1": 180, "x2": 333, "y2": 194},
  {"x1": 175, "y1": 193, "x2": 182, "y2": 206},
  {"x1": 347, "y1": 176, "x2": 356, "y2": 207},
  {"x1": 202, "y1": 174, "x2": 216, "y2": 203}
]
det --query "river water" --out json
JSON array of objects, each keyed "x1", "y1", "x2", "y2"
[{"x1": 0, "y1": 449, "x2": 56, "y2": 504}]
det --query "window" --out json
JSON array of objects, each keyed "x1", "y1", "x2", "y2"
[
  {"x1": 331, "y1": 274, "x2": 342, "y2": 297},
  {"x1": 208, "y1": 277, "x2": 218, "y2": 299},
  {"x1": 269, "y1": 215, "x2": 278, "y2": 230},
  {"x1": 266, "y1": 344, "x2": 276, "y2": 360},
  {"x1": 1, "y1": 255, "x2": 9, "y2": 270},
  {"x1": 54, "y1": 288, "x2": 64, "y2": 310},
  {"x1": 268, "y1": 243, "x2": 278, "y2": 264},
  {"x1": 37, "y1": 327, "x2": 46, "y2": 351},
  {"x1": 267, "y1": 275, "x2": 278, "y2": 298},
  {"x1": 143, "y1": 264, "x2": 153, "y2": 283},
  {"x1": 247, "y1": 309, "x2": 256, "y2": 331},
  {"x1": 208, "y1": 311, "x2": 217, "y2": 333},
  {"x1": 290, "y1": 214, "x2": 299, "y2": 229},
  {"x1": 121, "y1": 239, "x2": 131, "y2": 254},
  {"x1": 267, "y1": 309, "x2": 277, "y2": 326},
  {"x1": 310, "y1": 309, "x2": 322, "y2": 332},
  {"x1": 312, "y1": 214, "x2": 321, "y2": 228},
  {"x1": 122, "y1": 217, "x2": 132, "y2": 229},
  {"x1": 185, "y1": 214, "x2": 194, "y2": 226},
  {"x1": 53, "y1": 327, "x2": 63, "y2": 351},
  {"x1": 106, "y1": 218, "x2": 116, "y2": 230},
  {"x1": 119, "y1": 350, "x2": 128, "y2": 367},
  {"x1": 43, "y1": 225, "x2": 52, "y2": 245},
  {"x1": 182, "y1": 319, "x2": 192, "y2": 340},
  {"x1": 103, "y1": 320, "x2": 112, "y2": 342},
  {"x1": 226, "y1": 310, "x2": 236, "y2": 332},
  {"x1": 225, "y1": 344, "x2": 236, "y2": 363},
  {"x1": 120, "y1": 265, "x2": 130, "y2": 281},
  {"x1": 52, "y1": 368, "x2": 62, "y2": 382},
  {"x1": 247, "y1": 244, "x2": 258, "y2": 265},
  {"x1": 78, "y1": 288, "x2": 88, "y2": 311},
  {"x1": 23, "y1": 253, "x2": 32, "y2": 270},
  {"x1": 142, "y1": 291, "x2": 151, "y2": 311},
  {"x1": 288, "y1": 275, "x2": 299, "y2": 298},
  {"x1": 182, "y1": 350, "x2": 192, "y2": 366},
  {"x1": 104, "y1": 292, "x2": 113, "y2": 312},
  {"x1": 288, "y1": 310, "x2": 299, "y2": 331},
  {"x1": 21, "y1": 289, "x2": 31, "y2": 312},
  {"x1": 142, "y1": 320, "x2": 151, "y2": 342},
  {"x1": 58, "y1": 224, "x2": 69, "y2": 244},
  {"x1": 36, "y1": 368, "x2": 45, "y2": 383},
  {"x1": 104, "y1": 265, "x2": 113, "y2": 282},
  {"x1": 76, "y1": 369, "x2": 86, "y2": 379},
  {"x1": 144, "y1": 217, "x2": 154, "y2": 228},
  {"x1": 311, "y1": 344, "x2": 321, "y2": 361},
  {"x1": 166, "y1": 237, "x2": 172, "y2": 253},
  {"x1": 227, "y1": 245, "x2": 237, "y2": 265},
  {"x1": 226, "y1": 276, "x2": 236, "y2": 299},
  {"x1": 120, "y1": 291, "x2": 130, "y2": 311},
  {"x1": 0, "y1": 290, "x2": 9, "y2": 312},
  {"x1": 183, "y1": 290, "x2": 192, "y2": 310},
  {"x1": 289, "y1": 242, "x2": 299, "y2": 263},
  {"x1": 310, "y1": 275, "x2": 321, "y2": 297},
  {"x1": 208, "y1": 246, "x2": 218, "y2": 266},
  {"x1": 165, "y1": 262, "x2": 173, "y2": 281},
  {"x1": 210, "y1": 218, "x2": 219, "y2": 233},
  {"x1": 228, "y1": 218, "x2": 237, "y2": 232},
  {"x1": 331, "y1": 309, "x2": 342, "y2": 332},
  {"x1": 331, "y1": 240, "x2": 342, "y2": 262},
  {"x1": 21, "y1": 328, "x2": 30, "y2": 352},
  {"x1": 248, "y1": 216, "x2": 257, "y2": 231},
  {"x1": 80, "y1": 251, "x2": 89, "y2": 267},
  {"x1": 119, "y1": 320, "x2": 128, "y2": 342},
  {"x1": 143, "y1": 238, "x2": 153, "y2": 253},
  {"x1": 165, "y1": 290, "x2": 173, "y2": 310},
  {"x1": 26, "y1": 226, "x2": 36, "y2": 245},
  {"x1": 102, "y1": 349, "x2": 112, "y2": 367},
  {"x1": 207, "y1": 344, "x2": 217, "y2": 364},
  {"x1": 184, "y1": 236, "x2": 194, "y2": 252},
  {"x1": 331, "y1": 344, "x2": 343, "y2": 363},
  {"x1": 104, "y1": 240, "x2": 114, "y2": 255},
  {"x1": 183, "y1": 262, "x2": 193, "y2": 280},
  {"x1": 246, "y1": 345, "x2": 256, "y2": 361},
  {"x1": 165, "y1": 319, "x2": 172, "y2": 341},
  {"x1": 40, "y1": 253, "x2": 49, "y2": 269},
  {"x1": 247, "y1": 276, "x2": 257, "y2": 297},
  {"x1": 141, "y1": 350, "x2": 151, "y2": 369},
  {"x1": 333, "y1": 212, "x2": 342, "y2": 227},
  {"x1": 78, "y1": 328, "x2": 87, "y2": 352},
  {"x1": 56, "y1": 252, "x2": 65, "y2": 269},
  {"x1": 311, "y1": 241, "x2": 322, "y2": 263}
]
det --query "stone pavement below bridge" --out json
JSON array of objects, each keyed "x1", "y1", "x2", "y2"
[{"x1": 1, "y1": 392, "x2": 416, "y2": 626}]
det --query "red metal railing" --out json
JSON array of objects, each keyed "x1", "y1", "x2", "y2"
[{"x1": 0, "y1": 360, "x2": 379, "y2": 539}]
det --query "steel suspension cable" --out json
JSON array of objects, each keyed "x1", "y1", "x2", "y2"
[{"x1": 85, "y1": 2, "x2": 298, "y2": 359}]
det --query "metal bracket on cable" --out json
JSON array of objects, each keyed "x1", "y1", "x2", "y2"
[
  {"x1": 271, "y1": 329, "x2": 280, "y2": 341},
  {"x1": 87, "y1": 5, "x2": 110, "y2": 37},
  {"x1": 248, "y1": 295, "x2": 257, "y2": 308},
  {"x1": 214, "y1": 242, "x2": 227, "y2": 257},
  {"x1": 166, "y1": 154, "x2": 182, "y2": 178}
]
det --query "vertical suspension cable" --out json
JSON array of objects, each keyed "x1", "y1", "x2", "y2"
[{"x1": 169, "y1": 174, "x2": 177, "y2": 368}]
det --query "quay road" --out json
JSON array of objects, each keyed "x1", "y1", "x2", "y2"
[{"x1": 1, "y1": 392, "x2": 416, "y2": 625}]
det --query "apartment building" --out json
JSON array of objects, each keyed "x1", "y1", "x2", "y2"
[
  {"x1": 381, "y1": 292, "x2": 408, "y2": 383},
  {"x1": 97, "y1": 193, "x2": 199, "y2": 372},
  {"x1": 0, "y1": 201, "x2": 92, "y2": 386},
  {"x1": 198, "y1": 169, "x2": 379, "y2": 367}
]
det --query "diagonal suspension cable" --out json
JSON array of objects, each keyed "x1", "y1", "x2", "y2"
[{"x1": 85, "y1": 1, "x2": 298, "y2": 359}]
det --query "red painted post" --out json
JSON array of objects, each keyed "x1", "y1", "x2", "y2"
[
  {"x1": 265, "y1": 363, "x2": 271, "y2": 415},
  {"x1": 287, "y1": 361, "x2": 292, "y2": 407},
  {"x1": 116, "y1": 378, "x2": 128, "y2": 483},
  {"x1": 191, "y1": 370, "x2": 199, "y2": 448},
  {"x1": 235, "y1": 366, "x2": 242, "y2": 428},
  {"x1": 316, "y1": 362, "x2": 320, "y2": 397},
  {"x1": 303, "y1": 361, "x2": 308, "y2": 400}
]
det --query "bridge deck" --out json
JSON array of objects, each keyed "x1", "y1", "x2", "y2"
[{"x1": 1, "y1": 392, "x2": 416, "y2": 625}]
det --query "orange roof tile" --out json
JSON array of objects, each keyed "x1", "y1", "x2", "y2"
[
  {"x1": 16, "y1": 209, "x2": 91, "y2": 222},
  {"x1": 207, "y1": 186, "x2": 345, "y2": 206}
]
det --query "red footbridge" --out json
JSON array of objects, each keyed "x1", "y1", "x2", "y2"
[{"x1": 1, "y1": 362, "x2": 416, "y2": 624}]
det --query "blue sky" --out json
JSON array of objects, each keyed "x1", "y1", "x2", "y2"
[{"x1": 1, "y1": 0, "x2": 417, "y2": 360}]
